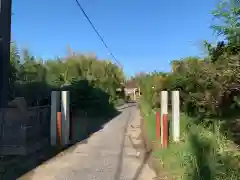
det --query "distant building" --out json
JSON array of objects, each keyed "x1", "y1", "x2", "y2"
[{"x1": 124, "y1": 80, "x2": 140, "y2": 101}]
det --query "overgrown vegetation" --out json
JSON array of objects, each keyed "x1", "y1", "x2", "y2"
[
  {"x1": 135, "y1": 0, "x2": 240, "y2": 119},
  {"x1": 9, "y1": 45, "x2": 125, "y2": 116},
  {"x1": 135, "y1": 0, "x2": 240, "y2": 128},
  {"x1": 136, "y1": 0, "x2": 240, "y2": 179},
  {"x1": 140, "y1": 101, "x2": 240, "y2": 180}
]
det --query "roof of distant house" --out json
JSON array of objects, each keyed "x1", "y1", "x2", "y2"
[{"x1": 125, "y1": 80, "x2": 137, "y2": 89}]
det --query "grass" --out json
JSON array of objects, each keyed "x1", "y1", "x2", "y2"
[{"x1": 139, "y1": 100, "x2": 240, "y2": 180}]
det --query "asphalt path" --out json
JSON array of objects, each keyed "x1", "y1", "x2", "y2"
[{"x1": 18, "y1": 104, "x2": 138, "y2": 180}]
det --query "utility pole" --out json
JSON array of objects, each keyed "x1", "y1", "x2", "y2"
[
  {"x1": 0, "y1": 0, "x2": 12, "y2": 144},
  {"x1": 0, "y1": 0, "x2": 12, "y2": 109}
]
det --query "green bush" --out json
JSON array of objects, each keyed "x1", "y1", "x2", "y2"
[
  {"x1": 63, "y1": 79, "x2": 117, "y2": 117},
  {"x1": 9, "y1": 45, "x2": 125, "y2": 117},
  {"x1": 140, "y1": 99, "x2": 240, "y2": 180}
]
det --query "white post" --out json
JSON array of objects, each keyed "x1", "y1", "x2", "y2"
[
  {"x1": 50, "y1": 91, "x2": 60, "y2": 146},
  {"x1": 61, "y1": 91, "x2": 70, "y2": 146},
  {"x1": 133, "y1": 89, "x2": 136, "y2": 101},
  {"x1": 161, "y1": 91, "x2": 168, "y2": 144},
  {"x1": 172, "y1": 91, "x2": 180, "y2": 142}
]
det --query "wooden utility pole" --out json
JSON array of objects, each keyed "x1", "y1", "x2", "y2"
[{"x1": 0, "y1": 0, "x2": 12, "y2": 109}]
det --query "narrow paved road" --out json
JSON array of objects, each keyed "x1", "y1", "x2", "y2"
[{"x1": 19, "y1": 104, "x2": 138, "y2": 180}]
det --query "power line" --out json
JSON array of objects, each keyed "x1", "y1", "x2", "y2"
[{"x1": 74, "y1": 0, "x2": 122, "y2": 68}]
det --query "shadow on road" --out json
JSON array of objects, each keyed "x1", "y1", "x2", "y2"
[
  {"x1": 131, "y1": 149, "x2": 153, "y2": 180},
  {"x1": 17, "y1": 103, "x2": 142, "y2": 180},
  {"x1": 1, "y1": 80, "x2": 124, "y2": 180},
  {"x1": 117, "y1": 103, "x2": 136, "y2": 111},
  {"x1": 113, "y1": 104, "x2": 153, "y2": 180},
  {"x1": 9, "y1": 110, "x2": 121, "y2": 180},
  {"x1": 113, "y1": 108, "x2": 132, "y2": 180}
]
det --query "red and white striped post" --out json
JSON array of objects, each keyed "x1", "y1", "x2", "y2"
[
  {"x1": 162, "y1": 113, "x2": 168, "y2": 147},
  {"x1": 57, "y1": 112, "x2": 62, "y2": 146},
  {"x1": 156, "y1": 111, "x2": 161, "y2": 142},
  {"x1": 161, "y1": 91, "x2": 168, "y2": 148}
]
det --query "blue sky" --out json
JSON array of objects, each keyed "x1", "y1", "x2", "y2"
[{"x1": 12, "y1": 0, "x2": 219, "y2": 77}]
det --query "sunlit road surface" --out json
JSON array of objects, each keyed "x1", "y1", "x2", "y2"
[{"x1": 18, "y1": 104, "x2": 139, "y2": 180}]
